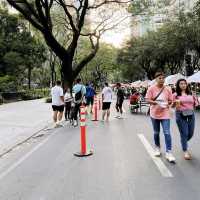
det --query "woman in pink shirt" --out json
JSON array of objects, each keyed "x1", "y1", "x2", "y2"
[
  {"x1": 173, "y1": 79, "x2": 199, "y2": 160},
  {"x1": 146, "y1": 71, "x2": 176, "y2": 163}
]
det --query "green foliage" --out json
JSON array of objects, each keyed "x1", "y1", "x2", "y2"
[
  {"x1": 0, "y1": 75, "x2": 16, "y2": 92},
  {"x1": 129, "y1": 0, "x2": 171, "y2": 17},
  {"x1": 0, "y1": 6, "x2": 47, "y2": 91},
  {"x1": 79, "y1": 42, "x2": 119, "y2": 86},
  {"x1": 21, "y1": 88, "x2": 50, "y2": 100},
  {"x1": 118, "y1": 3, "x2": 200, "y2": 81}
]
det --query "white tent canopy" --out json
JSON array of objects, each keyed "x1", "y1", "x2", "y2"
[
  {"x1": 141, "y1": 80, "x2": 151, "y2": 87},
  {"x1": 187, "y1": 71, "x2": 200, "y2": 83},
  {"x1": 131, "y1": 80, "x2": 142, "y2": 87},
  {"x1": 165, "y1": 73, "x2": 185, "y2": 85},
  {"x1": 148, "y1": 79, "x2": 156, "y2": 86}
]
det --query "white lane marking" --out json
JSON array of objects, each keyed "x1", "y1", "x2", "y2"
[
  {"x1": 138, "y1": 134, "x2": 173, "y2": 178},
  {"x1": 0, "y1": 136, "x2": 50, "y2": 181}
]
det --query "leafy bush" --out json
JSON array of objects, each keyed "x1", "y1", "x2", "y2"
[
  {"x1": 21, "y1": 88, "x2": 50, "y2": 100},
  {"x1": 0, "y1": 75, "x2": 17, "y2": 92}
]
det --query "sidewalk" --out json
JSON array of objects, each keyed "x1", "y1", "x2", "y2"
[{"x1": 0, "y1": 99, "x2": 52, "y2": 156}]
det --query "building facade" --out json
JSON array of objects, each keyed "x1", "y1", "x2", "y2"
[{"x1": 132, "y1": 0, "x2": 197, "y2": 38}]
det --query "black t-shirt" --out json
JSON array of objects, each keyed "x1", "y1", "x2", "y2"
[{"x1": 117, "y1": 88, "x2": 124, "y2": 101}]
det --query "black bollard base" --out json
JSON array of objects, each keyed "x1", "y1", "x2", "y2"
[{"x1": 74, "y1": 150, "x2": 93, "y2": 157}]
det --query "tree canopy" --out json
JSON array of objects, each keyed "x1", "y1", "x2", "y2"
[
  {"x1": 0, "y1": 6, "x2": 46, "y2": 91},
  {"x1": 118, "y1": 1, "x2": 200, "y2": 81}
]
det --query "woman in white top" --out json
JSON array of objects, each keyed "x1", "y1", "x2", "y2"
[{"x1": 64, "y1": 88, "x2": 73, "y2": 121}]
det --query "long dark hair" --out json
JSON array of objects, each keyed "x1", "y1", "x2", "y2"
[{"x1": 176, "y1": 79, "x2": 192, "y2": 96}]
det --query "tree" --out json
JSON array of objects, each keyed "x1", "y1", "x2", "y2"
[
  {"x1": 0, "y1": 6, "x2": 47, "y2": 90},
  {"x1": 117, "y1": 20, "x2": 188, "y2": 80},
  {"x1": 79, "y1": 42, "x2": 118, "y2": 87},
  {"x1": 6, "y1": 0, "x2": 131, "y2": 88}
]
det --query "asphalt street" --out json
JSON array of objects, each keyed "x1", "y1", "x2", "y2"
[
  {"x1": 0, "y1": 101, "x2": 200, "y2": 200},
  {"x1": 0, "y1": 99, "x2": 52, "y2": 155}
]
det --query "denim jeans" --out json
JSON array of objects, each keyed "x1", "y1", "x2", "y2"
[
  {"x1": 151, "y1": 118, "x2": 172, "y2": 152},
  {"x1": 176, "y1": 111, "x2": 195, "y2": 152}
]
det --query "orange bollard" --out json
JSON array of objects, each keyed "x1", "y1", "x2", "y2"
[
  {"x1": 92, "y1": 96, "x2": 98, "y2": 121},
  {"x1": 74, "y1": 105, "x2": 93, "y2": 157}
]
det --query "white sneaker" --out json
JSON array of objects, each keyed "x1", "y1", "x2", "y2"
[
  {"x1": 166, "y1": 152, "x2": 176, "y2": 163},
  {"x1": 53, "y1": 123, "x2": 58, "y2": 128},
  {"x1": 56, "y1": 121, "x2": 63, "y2": 127},
  {"x1": 73, "y1": 120, "x2": 78, "y2": 127},
  {"x1": 154, "y1": 147, "x2": 161, "y2": 157}
]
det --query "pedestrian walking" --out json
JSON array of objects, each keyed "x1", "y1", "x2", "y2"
[
  {"x1": 145, "y1": 71, "x2": 176, "y2": 163},
  {"x1": 72, "y1": 78, "x2": 86, "y2": 127},
  {"x1": 115, "y1": 83, "x2": 125, "y2": 118},
  {"x1": 85, "y1": 83, "x2": 96, "y2": 114},
  {"x1": 173, "y1": 79, "x2": 199, "y2": 160},
  {"x1": 102, "y1": 82, "x2": 112, "y2": 122},
  {"x1": 64, "y1": 88, "x2": 73, "y2": 121},
  {"x1": 51, "y1": 80, "x2": 64, "y2": 127}
]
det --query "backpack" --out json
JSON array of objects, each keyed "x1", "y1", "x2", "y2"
[
  {"x1": 75, "y1": 86, "x2": 83, "y2": 101},
  {"x1": 86, "y1": 86, "x2": 95, "y2": 98}
]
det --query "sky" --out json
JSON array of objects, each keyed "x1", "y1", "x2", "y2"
[
  {"x1": 91, "y1": 5, "x2": 131, "y2": 48},
  {"x1": 101, "y1": 23, "x2": 131, "y2": 48}
]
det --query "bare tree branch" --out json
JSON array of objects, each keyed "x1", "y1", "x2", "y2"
[
  {"x1": 7, "y1": 0, "x2": 44, "y2": 31},
  {"x1": 88, "y1": 0, "x2": 131, "y2": 9},
  {"x1": 74, "y1": 37, "x2": 100, "y2": 78},
  {"x1": 57, "y1": 0, "x2": 78, "y2": 32}
]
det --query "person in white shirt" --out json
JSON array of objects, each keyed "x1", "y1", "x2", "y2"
[
  {"x1": 102, "y1": 82, "x2": 112, "y2": 122},
  {"x1": 51, "y1": 80, "x2": 64, "y2": 127}
]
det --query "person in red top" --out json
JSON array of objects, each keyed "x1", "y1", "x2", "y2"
[
  {"x1": 129, "y1": 90, "x2": 140, "y2": 113},
  {"x1": 145, "y1": 71, "x2": 176, "y2": 163},
  {"x1": 130, "y1": 90, "x2": 140, "y2": 105}
]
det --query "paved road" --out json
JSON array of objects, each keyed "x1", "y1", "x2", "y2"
[
  {"x1": 0, "y1": 99, "x2": 52, "y2": 156},
  {"x1": 0, "y1": 101, "x2": 200, "y2": 200}
]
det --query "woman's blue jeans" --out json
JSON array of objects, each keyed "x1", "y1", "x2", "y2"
[
  {"x1": 151, "y1": 118, "x2": 172, "y2": 152},
  {"x1": 176, "y1": 111, "x2": 195, "y2": 152}
]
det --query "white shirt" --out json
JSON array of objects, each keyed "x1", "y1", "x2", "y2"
[
  {"x1": 64, "y1": 92, "x2": 73, "y2": 102},
  {"x1": 102, "y1": 87, "x2": 112, "y2": 102},
  {"x1": 51, "y1": 85, "x2": 64, "y2": 106}
]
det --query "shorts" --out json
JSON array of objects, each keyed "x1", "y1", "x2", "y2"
[
  {"x1": 52, "y1": 105, "x2": 64, "y2": 112},
  {"x1": 102, "y1": 102, "x2": 111, "y2": 110},
  {"x1": 86, "y1": 97, "x2": 94, "y2": 106}
]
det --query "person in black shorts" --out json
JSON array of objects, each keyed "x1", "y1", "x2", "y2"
[
  {"x1": 51, "y1": 80, "x2": 64, "y2": 127},
  {"x1": 115, "y1": 83, "x2": 125, "y2": 118},
  {"x1": 102, "y1": 83, "x2": 112, "y2": 122}
]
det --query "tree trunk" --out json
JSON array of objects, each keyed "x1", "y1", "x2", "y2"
[
  {"x1": 61, "y1": 59, "x2": 74, "y2": 92},
  {"x1": 28, "y1": 66, "x2": 32, "y2": 90},
  {"x1": 49, "y1": 49, "x2": 56, "y2": 87}
]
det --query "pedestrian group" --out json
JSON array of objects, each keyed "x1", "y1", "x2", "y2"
[{"x1": 51, "y1": 71, "x2": 199, "y2": 162}]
